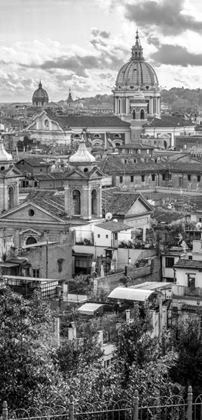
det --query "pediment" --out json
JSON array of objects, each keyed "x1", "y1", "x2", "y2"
[
  {"x1": 126, "y1": 196, "x2": 153, "y2": 216},
  {"x1": 64, "y1": 169, "x2": 87, "y2": 180},
  {"x1": 20, "y1": 228, "x2": 42, "y2": 236},
  {"x1": 0, "y1": 202, "x2": 65, "y2": 223}
]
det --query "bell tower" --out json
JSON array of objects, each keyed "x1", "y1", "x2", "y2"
[
  {"x1": 130, "y1": 90, "x2": 148, "y2": 142},
  {"x1": 64, "y1": 138, "x2": 103, "y2": 221},
  {"x1": 0, "y1": 137, "x2": 19, "y2": 213}
]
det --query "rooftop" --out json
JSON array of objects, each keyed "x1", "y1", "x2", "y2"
[
  {"x1": 102, "y1": 189, "x2": 152, "y2": 216},
  {"x1": 174, "y1": 259, "x2": 202, "y2": 269},
  {"x1": 43, "y1": 110, "x2": 131, "y2": 129},
  {"x1": 96, "y1": 221, "x2": 133, "y2": 232},
  {"x1": 144, "y1": 115, "x2": 195, "y2": 128}
]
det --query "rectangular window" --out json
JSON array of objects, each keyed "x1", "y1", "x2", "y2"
[
  {"x1": 165, "y1": 257, "x2": 174, "y2": 268},
  {"x1": 97, "y1": 234, "x2": 100, "y2": 238},
  {"x1": 152, "y1": 174, "x2": 155, "y2": 181},
  {"x1": 162, "y1": 174, "x2": 166, "y2": 181},
  {"x1": 187, "y1": 274, "x2": 195, "y2": 288},
  {"x1": 33, "y1": 269, "x2": 40, "y2": 278},
  {"x1": 120, "y1": 176, "x2": 123, "y2": 183},
  {"x1": 106, "y1": 235, "x2": 108, "y2": 239},
  {"x1": 198, "y1": 175, "x2": 201, "y2": 182},
  {"x1": 188, "y1": 256, "x2": 193, "y2": 260},
  {"x1": 131, "y1": 176, "x2": 134, "y2": 182},
  {"x1": 114, "y1": 233, "x2": 118, "y2": 240},
  {"x1": 188, "y1": 175, "x2": 191, "y2": 181},
  {"x1": 141, "y1": 175, "x2": 145, "y2": 182}
]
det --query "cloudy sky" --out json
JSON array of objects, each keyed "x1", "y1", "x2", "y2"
[{"x1": 1, "y1": 0, "x2": 202, "y2": 102}]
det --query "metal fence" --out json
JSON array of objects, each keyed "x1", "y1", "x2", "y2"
[{"x1": 2, "y1": 386, "x2": 202, "y2": 420}]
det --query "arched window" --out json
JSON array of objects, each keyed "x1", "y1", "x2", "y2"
[
  {"x1": 8, "y1": 187, "x2": 14, "y2": 210},
  {"x1": 113, "y1": 134, "x2": 121, "y2": 138},
  {"x1": 133, "y1": 109, "x2": 136, "y2": 119},
  {"x1": 26, "y1": 236, "x2": 37, "y2": 245},
  {"x1": 73, "y1": 190, "x2": 81, "y2": 215},
  {"x1": 140, "y1": 109, "x2": 145, "y2": 119},
  {"x1": 91, "y1": 189, "x2": 97, "y2": 216},
  {"x1": 93, "y1": 134, "x2": 101, "y2": 138}
]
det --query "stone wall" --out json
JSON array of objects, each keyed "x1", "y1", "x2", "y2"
[{"x1": 93, "y1": 256, "x2": 161, "y2": 297}]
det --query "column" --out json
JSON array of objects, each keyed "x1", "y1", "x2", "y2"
[
  {"x1": 82, "y1": 185, "x2": 91, "y2": 219},
  {"x1": 149, "y1": 98, "x2": 153, "y2": 115},
  {"x1": 153, "y1": 98, "x2": 157, "y2": 114},
  {"x1": 143, "y1": 226, "x2": 147, "y2": 242},
  {"x1": 64, "y1": 185, "x2": 70, "y2": 215},
  {"x1": 126, "y1": 97, "x2": 130, "y2": 114}
]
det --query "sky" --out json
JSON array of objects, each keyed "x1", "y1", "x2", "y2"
[{"x1": 1, "y1": 0, "x2": 202, "y2": 102}]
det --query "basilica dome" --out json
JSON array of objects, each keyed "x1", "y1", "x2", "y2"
[
  {"x1": 32, "y1": 82, "x2": 49, "y2": 107},
  {"x1": 115, "y1": 31, "x2": 158, "y2": 90}
]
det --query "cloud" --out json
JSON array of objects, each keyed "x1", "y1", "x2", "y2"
[
  {"x1": 150, "y1": 43, "x2": 202, "y2": 66},
  {"x1": 124, "y1": 0, "x2": 202, "y2": 36}
]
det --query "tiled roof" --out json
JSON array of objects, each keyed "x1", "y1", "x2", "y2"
[
  {"x1": 116, "y1": 143, "x2": 154, "y2": 149},
  {"x1": 174, "y1": 259, "x2": 202, "y2": 269},
  {"x1": 45, "y1": 110, "x2": 130, "y2": 128},
  {"x1": 25, "y1": 190, "x2": 68, "y2": 220},
  {"x1": 102, "y1": 190, "x2": 152, "y2": 216},
  {"x1": 98, "y1": 155, "x2": 164, "y2": 175},
  {"x1": 152, "y1": 208, "x2": 186, "y2": 224},
  {"x1": 17, "y1": 158, "x2": 50, "y2": 167},
  {"x1": 168, "y1": 162, "x2": 202, "y2": 173},
  {"x1": 96, "y1": 221, "x2": 133, "y2": 232},
  {"x1": 144, "y1": 116, "x2": 195, "y2": 128}
]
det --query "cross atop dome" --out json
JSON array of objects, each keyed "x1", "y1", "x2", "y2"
[{"x1": 131, "y1": 30, "x2": 144, "y2": 61}]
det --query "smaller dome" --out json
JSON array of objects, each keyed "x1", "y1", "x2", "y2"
[
  {"x1": 0, "y1": 138, "x2": 12, "y2": 162},
  {"x1": 32, "y1": 81, "x2": 49, "y2": 106},
  {"x1": 69, "y1": 136, "x2": 96, "y2": 164}
]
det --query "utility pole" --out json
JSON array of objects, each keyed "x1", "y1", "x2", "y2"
[{"x1": 46, "y1": 238, "x2": 48, "y2": 278}]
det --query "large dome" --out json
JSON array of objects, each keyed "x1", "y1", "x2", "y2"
[
  {"x1": 32, "y1": 81, "x2": 49, "y2": 106},
  {"x1": 115, "y1": 32, "x2": 158, "y2": 89}
]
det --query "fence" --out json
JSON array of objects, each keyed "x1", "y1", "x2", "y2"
[{"x1": 2, "y1": 386, "x2": 202, "y2": 420}]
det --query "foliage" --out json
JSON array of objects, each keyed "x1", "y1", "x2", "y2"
[
  {"x1": 68, "y1": 274, "x2": 93, "y2": 294},
  {"x1": 0, "y1": 285, "x2": 66, "y2": 410},
  {"x1": 113, "y1": 303, "x2": 155, "y2": 386},
  {"x1": 169, "y1": 314, "x2": 202, "y2": 395}
]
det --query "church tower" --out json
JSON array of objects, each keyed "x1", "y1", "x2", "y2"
[
  {"x1": 0, "y1": 137, "x2": 19, "y2": 213},
  {"x1": 64, "y1": 137, "x2": 103, "y2": 221},
  {"x1": 130, "y1": 90, "x2": 148, "y2": 142}
]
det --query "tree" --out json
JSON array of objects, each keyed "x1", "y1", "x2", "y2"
[
  {"x1": 169, "y1": 313, "x2": 202, "y2": 395},
  {"x1": 0, "y1": 285, "x2": 65, "y2": 410},
  {"x1": 113, "y1": 303, "x2": 155, "y2": 386}
]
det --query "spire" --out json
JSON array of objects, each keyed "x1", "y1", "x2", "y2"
[
  {"x1": 67, "y1": 88, "x2": 73, "y2": 102},
  {"x1": 39, "y1": 80, "x2": 42, "y2": 89},
  {"x1": 131, "y1": 30, "x2": 144, "y2": 61}
]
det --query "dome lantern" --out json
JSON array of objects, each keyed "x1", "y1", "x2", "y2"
[{"x1": 131, "y1": 30, "x2": 144, "y2": 61}]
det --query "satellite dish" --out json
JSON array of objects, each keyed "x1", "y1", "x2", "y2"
[
  {"x1": 105, "y1": 212, "x2": 112, "y2": 221},
  {"x1": 113, "y1": 219, "x2": 118, "y2": 222},
  {"x1": 196, "y1": 222, "x2": 202, "y2": 230}
]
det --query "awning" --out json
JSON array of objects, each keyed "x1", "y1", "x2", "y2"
[
  {"x1": 108, "y1": 287, "x2": 155, "y2": 302},
  {"x1": 78, "y1": 303, "x2": 104, "y2": 315},
  {"x1": 0, "y1": 262, "x2": 20, "y2": 268}
]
